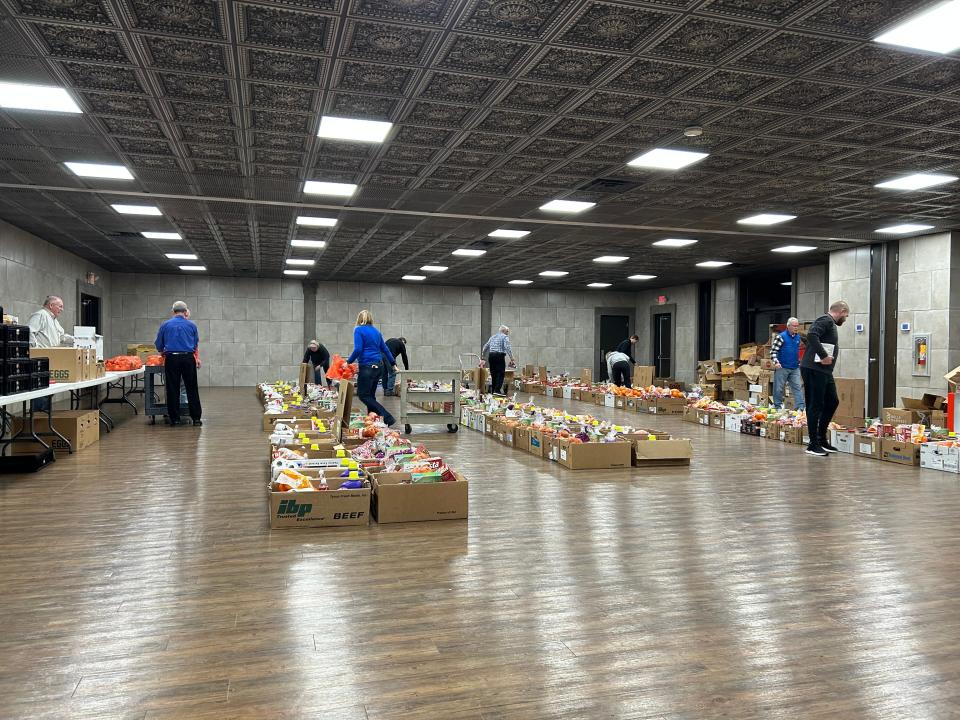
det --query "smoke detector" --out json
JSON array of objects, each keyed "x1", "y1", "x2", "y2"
[{"x1": 683, "y1": 126, "x2": 703, "y2": 137}]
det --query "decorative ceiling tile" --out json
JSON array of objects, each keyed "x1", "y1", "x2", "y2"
[
  {"x1": 250, "y1": 83, "x2": 314, "y2": 112},
  {"x1": 384, "y1": 145, "x2": 437, "y2": 162},
  {"x1": 60, "y1": 61, "x2": 142, "y2": 92},
  {"x1": 726, "y1": 137, "x2": 797, "y2": 157},
  {"x1": 317, "y1": 140, "x2": 371, "y2": 156},
  {"x1": 680, "y1": 70, "x2": 772, "y2": 102},
  {"x1": 188, "y1": 144, "x2": 238, "y2": 160},
  {"x1": 510, "y1": 155, "x2": 554, "y2": 171},
  {"x1": 126, "y1": 154, "x2": 179, "y2": 169},
  {"x1": 561, "y1": 159, "x2": 613, "y2": 176},
  {"x1": 422, "y1": 72, "x2": 495, "y2": 104},
  {"x1": 437, "y1": 34, "x2": 530, "y2": 75},
  {"x1": 796, "y1": 0, "x2": 932, "y2": 37},
  {"x1": 524, "y1": 48, "x2": 616, "y2": 86},
  {"x1": 254, "y1": 164, "x2": 300, "y2": 178},
  {"x1": 542, "y1": 117, "x2": 613, "y2": 141},
  {"x1": 32, "y1": 23, "x2": 128, "y2": 62},
  {"x1": 820, "y1": 89, "x2": 915, "y2": 118},
  {"x1": 159, "y1": 72, "x2": 230, "y2": 101},
  {"x1": 884, "y1": 99, "x2": 960, "y2": 125},
  {"x1": 780, "y1": 144, "x2": 849, "y2": 162},
  {"x1": 605, "y1": 58, "x2": 702, "y2": 95},
  {"x1": 393, "y1": 126, "x2": 453, "y2": 146},
  {"x1": 445, "y1": 150, "x2": 497, "y2": 167},
  {"x1": 486, "y1": 170, "x2": 533, "y2": 184},
  {"x1": 429, "y1": 165, "x2": 479, "y2": 181},
  {"x1": 814, "y1": 45, "x2": 922, "y2": 83},
  {"x1": 498, "y1": 82, "x2": 574, "y2": 111},
  {"x1": 254, "y1": 149, "x2": 303, "y2": 165},
  {"x1": 734, "y1": 33, "x2": 851, "y2": 72},
  {"x1": 373, "y1": 160, "x2": 423, "y2": 176},
  {"x1": 404, "y1": 101, "x2": 472, "y2": 128},
  {"x1": 126, "y1": 0, "x2": 223, "y2": 39},
  {"x1": 315, "y1": 154, "x2": 367, "y2": 171},
  {"x1": 418, "y1": 177, "x2": 461, "y2": 190},
  {"x1": 145, "y1": 36, "x2": 226, "y2": 74},
  {"x1": 753, "y1": 80, "x2": 846, "y2": 110},
  {"x1": 641, "y1": 99, "x2": 715, "y2": 126},
  {"x1": 251, "y1": 111, "x2": 311, "y2": 134},
  {"x1": 82, "y1": 92, "x2": 152, "y2": 117},
  {"x1": 353, "y1": 0, "x2": 449, "y2": 24},
  {"x1": 115, "y1": 136, "x2": 172, "y2": 155},
  {"x1": 102, "y1": 117, "x2": 164, "y2": 137},
  {"x1": 192, "y1": 159, "x2": 240, "y2": 174},
  {"x1": 252, "y1": 132, "x2": 304, "y2": 151},
  {"x1": 344, "y1": 20, "x2": 434, "y2": 62},
  {"x1": 607, "y1": 123, "x2": 664, "y2": 146},
  {"x1": 700, "y1": 0, "x2": 807, "y2": 23},
  {"x1": 700, "y1": 107, "x2": 788, "y2": 132},
  {"x1": 170, "y1": 101, "x2": 234, "y2": 125},
  {"x1": 457, "y1": 132, "x2": 518, "y2": 152},
  {"x1": 472, "y1": 182, "x2": 514, "y2": 195},
  {"x1": 888, "y1": 131, "x2": 958, "y2": 151},
  {"x1": 457, "y1": 0, "x2": 572, "y2": 39},
  {"x1": 886, "y1": 59, "x2": 960, "y2": 94},
  {"x1": 572, "y1": 91, "x2": 647, "y2": 119},
  {"x1": 825, "y1": 123, "x2": 903, "y2": 146},
  {"x1": 330, "y1": 92, "x2": 396, "y2": 120},
  {"x1": 247, "y1": 49, "x2": 321, "y2": 84},
  {"x1": 241, "y1": 5, "x2": 328, "y2": 51},
  {"x1": 766, "y1": 116, "x2": 855, "y2": 140},
  {"x1": 337, "y1": 61, "x2": 410, "y2": 94},
  {"x1": 14, "y1": 0, "x2": 111, "y2": 23},
  {"x1": 367, "y1": 174, "x2": 413, "y2": 188},
  {"x1": 649, "y1": 17, "x2": 763, "y2": 62},
  {"x1": 559, "y1": 2, "x2": 672, "y2": 51},
  {"x1": 178, "y1": 125, "x2": 236, "y2": 144}
]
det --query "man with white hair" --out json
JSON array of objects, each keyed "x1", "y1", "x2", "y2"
[
  {"x1": 770, "y1": 317, "x2": 805, "y2": 412},
  {"x1": 482, "y1": 325, "x2": 516, "y2": 395},
  {"x1": 28, "y1": 295, "x2": 73, "y2": 348},
  {"x1": 155, "y1": 300, "x2": 202, "y2": 426}
]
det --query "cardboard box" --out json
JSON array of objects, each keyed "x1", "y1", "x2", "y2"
[
  {"x1": 831, "y1": 415, "x2": 865, "y2": 429},
  {"x1": 614, "y1": 396, "x2": 625, "y2": 409},
  {"x1": 830, "y1": 428, "x2": 855, "y2": 454},
  {"x1": 882, "y1": 408, "x2": 920, "y2": 426},
  {"x1": 371, "y1": 471, "x2": 468, "y2": 523},
  {"x1": 920, "y1": 443, "x2": 944, "y2": 471},
  {"x1": 651, "y1": 397, "x2": 685, "y2": 415},
  {"x1": 11, "y1": 409, "x2": 99, "y2": 454},
  {"x1": 931, "y1": 410, "x2": 947, "y2": 428},
  {"x1": 835, "y1": 378, "x2": 865, "y2": 419},
  {"x1": 513, "y1": 426, "x2": 530, "y2": 450},
  {"x1": 580, "y1": 368, "x2": 592, "y2": 385},
  {"x1": 881, "y1": 438, "x2": 921, "y2": 466},
  {"x1": 556, "y1": 439, "x2": 631, "y2": 470},
  {"x1": 854, "y1": 433, "x2": 881, "y2": 459},
  {"x1": 30, "y1": 347, "x2": 85, "y2": 383},
  {"x1": 943, "y1": 446, "x2": 960, "y2": 474},
  {"x1": 623, "y1": 436, "x2": 692, "y2": 467},
  {"x1": 632, "y1": 365, "x2": 654, "y2": 388},
  {"x1": 528, "y1": 428, "x2": 546, "y2": 458},
  {"x1": 709, "y1": 410, "x2": 726, "y2": 430},
  {"x1": 267, "y1": 479, "x2": 370, "y2": 529},
  {"x1": 724, "y1": 413, "x2": 747, "y2": 433}
]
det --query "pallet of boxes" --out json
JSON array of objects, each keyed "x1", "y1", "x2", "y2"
[{"x1": 265, "y1": 379, "x2": 468, "y2": 528}]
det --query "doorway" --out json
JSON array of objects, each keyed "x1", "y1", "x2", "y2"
[
  {"x1": 79, "y1": 293, "x2": 101, "y2": 334},
  {"x1": 594, "y1": 308, "x2": 635, "y2": 381},
  {"x1": 653, "y1": 312, "x2": 672, "y2": 379}
]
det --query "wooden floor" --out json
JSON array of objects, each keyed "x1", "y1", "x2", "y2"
[{"x1": 3, "y1": 388, "x2": 960, "y2": 719}]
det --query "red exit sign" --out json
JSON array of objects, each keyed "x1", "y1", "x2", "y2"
[{"x1": 656, "y1": 295, "x2": 668, "y2": 305}]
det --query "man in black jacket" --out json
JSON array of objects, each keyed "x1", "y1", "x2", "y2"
[
  {"x1": 800, "y1": 301, "x2": 850, "y2": 457},
  {"x1": 382, "y1": 337, "x2": 408, "y2": 396},
  {"x1": 616, "y1": 335, "x2": 639, "y2": 363},
  {"x1": 303, "y1": 340, "x2": 330, "y2": 386}
]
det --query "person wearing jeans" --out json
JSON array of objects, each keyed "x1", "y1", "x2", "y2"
[
  {"x1": 381, "y1": 337, "x2": 408, "y2": 396},
  {"x1": 771, "y1": 317, "x2": 805, "y2": 411},
  {"x1": 800, "y1": 301, "x2": 849, "y2": 457},
  {"x1": 481, "y1": 325, "x2": 515, "y2": 395},
  {"x1": 347, "y1": 309, "x2": 396, "y2": 425}
]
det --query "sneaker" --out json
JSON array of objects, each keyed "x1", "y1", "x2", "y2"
[
  {"x1": 192, "y1": 419, "x2": 203, "y2": 426},
  {"x1": 821, "y1": 441, "x2": 838, "y2": 453},
  {"x1": 805, "y1": 446, "x2": 828, "y2": 457}
]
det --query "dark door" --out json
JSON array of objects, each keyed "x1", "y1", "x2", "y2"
[
  {"x1": 653, "y1": 312, "x2": 672, "y2": 378},
  {"x1": 79, "y1": 293, "x2": 101, "y2": 334},
  {"x1": 598, "y1": 314, "x2": 629, "y2": 381}
]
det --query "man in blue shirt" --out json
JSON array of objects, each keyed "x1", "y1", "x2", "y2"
[
  {"x1": 771, "y1": 317, "x2": 805, "y2": 412},
  {"x1": 155, "y1": 300, "x2": 202, "y2": 426}
]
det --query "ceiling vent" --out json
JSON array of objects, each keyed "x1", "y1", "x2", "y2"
[{"x1": 577, "y1": 177, "x2": 642, "y2": 193}]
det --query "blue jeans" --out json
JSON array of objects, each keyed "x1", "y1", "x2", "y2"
[
  {"x1": 357, "y1": 364, "x2": 395, "y2": 425},
  {"x1": 382, "y1": 365, "x2": 397, "y2": 393},
  {"x1": 774, "y1": 367, "x2": 805, "y2": 410}
]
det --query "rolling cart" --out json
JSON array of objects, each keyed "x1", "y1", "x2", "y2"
[
  {"x1": 144, "y1": 365, "x2": 189, "y2": 424},
  {"x1": 397, "y1": 370, "x2": 460, "y2": 435}
]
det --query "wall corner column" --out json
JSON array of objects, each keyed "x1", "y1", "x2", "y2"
[
  {"x1": 479, "y1": 286, "x2": 494, "y2": 348},
  {"x1": 302, "y1": 280, "x2": 317, "y2": 346}
]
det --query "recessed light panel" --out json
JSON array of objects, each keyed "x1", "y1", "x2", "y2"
[
  {"x1": 452, "y1": 248, "x2": 486, "y2": 257},
  {"x1": 488, "y1": 229, "x2": 530, "y2": 239},
  {"x1": 772, "y1": 245, "x2": 816, "y2": 253},
  {"x1": 179, "y1": 265, "x2": 206, "y2": 271},
  {"x1": 876, "y1": 223, "x2": 935, "y2": 234},
  {"x1": 653, "y1": 238, "x2": 697, "y2": 247},
  {"x1": 628, "y1": 274, "x2": 657, "y2": 280},
  {"x1": 628, "y1": 148, "x2": 708, "y2": 170},
  {"x1": 420, "y1": 265, "x2": 448, "y2": 272},
  {"x1": 295, "y1": 216, "x2": 337, "y2": 227},
  {"x1": 291, "y1": 239, "x2": 326, "y2": 248},
  {"x1": 587, "y1": 282, "x2": 612, "y2": 288},
  {"x1": 874, "y1": 0, "x2": 960, "y2": 53},
  {"x1": 697, "y1": 260, "x2": 732, "y2": 268},
  {"x1": 285, "y1": 258, "x2": 315, "y2": 266},
  {"x1": 284, "y1": 269, "x2": 308, "y2": 276},
  {"x1": 402, "y1": 275, "x2": 426, "y2": 281},
  {"x1": 165, "y1": 253, "x2": 197, "y2": 260},
  {"x1": 112, "y1": 204, "x2": 161, "y2": 215},
  {"x1": 317, "y1": 116, "x2": 393, "y2": 143},
  {"x1": 0, "y1": 82, "x2": 81, "y2": 113},
  {"x1": 593, "y1": 256, "x2": 629, "y2": 263},
  {"x1": 539, "y1": 270, "x2": 569, "y2": 277},
  {"x1": 781, "y1": 281, "x2": 793, "y2": 286},
  {"x1": 303, "y1": 181, "x2": 357, "y2": 197},
  {"x1": 508, "y1": 280, "x2": 533, "y2": 285},
  {"x1": 141, "y1": 232, "x2": 181, "y2": 240},
  {"x1": 738, "y1": 213, "x2": 796, "y2": 225},
  {"x1": 875, "y1": 173, "x2": 958, "y2": 191},
  {"x1": 539, "y1": 200, "x2": 595, "y2": 213},
  {"x1": 65, "y1": 162, "x2": 132, "y2": 179}
]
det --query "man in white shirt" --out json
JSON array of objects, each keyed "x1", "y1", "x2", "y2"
[{"x1": 28, "y1": 295, "x2": 73, "y2": 349}]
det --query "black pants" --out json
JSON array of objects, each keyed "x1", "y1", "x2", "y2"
[
  {"x1": 357, "y1": 363, "x2": 394, "y2": 424},
  {"x1": 611, "y1": 360, "x2": 631, "y2": 387},
  {"x1": 488, "y1": 352, "x2": 506, "y2": 395},
  {"x1": 165, "y1": 353, "x2": 201, "y2": 422},
  {"x1": 801, "y1": 368, "x2": 838, "y2": 448}
]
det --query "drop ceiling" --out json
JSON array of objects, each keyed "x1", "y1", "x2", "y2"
[{"x1": 0, "y1": 0, "x2": 958, "y2": 287}]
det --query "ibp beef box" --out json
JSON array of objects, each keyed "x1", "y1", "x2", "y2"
[{"x1": 268, "y1": 476, "x2": 370, "y2": 529}]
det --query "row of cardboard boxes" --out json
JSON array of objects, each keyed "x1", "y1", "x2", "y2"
[{"x1": 511, "y1": 384, "x2": 689, "y2": 416}]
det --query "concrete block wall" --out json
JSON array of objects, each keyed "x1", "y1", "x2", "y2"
[
  {"x1": 0, "y1": 219, "x2": 111, "y2": 340},
  {"x1": 110, "y1": 274, "x2": 304, "y2": 386},
  {"x1": 796, "y1": 265, "x2": 826, "y2": 323},
  {"x1": 828, "y1": 246, "x2": 871, "y2": 382},
  {"x1": 636, "y1": 283, "x2": 698, "y2": 385},
  {"x1": 713, "y1": 278, "x2": 737, "y2": 358}
]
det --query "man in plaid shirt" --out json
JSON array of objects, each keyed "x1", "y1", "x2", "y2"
[{"x1": 482, "y1": 325, "x2": 515, "y2": 395}]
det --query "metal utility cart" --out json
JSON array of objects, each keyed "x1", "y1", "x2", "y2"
[
  {"x1": 397, "y1": 370, "x2": 460, "y2": 435},
  {"x1": 144, "y1": 365, "x2": 189, "y2": 424}
]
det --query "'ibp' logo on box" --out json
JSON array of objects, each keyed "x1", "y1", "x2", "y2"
[{"x1": 277, "y1": 498, "x2": 312, "y2": 518}]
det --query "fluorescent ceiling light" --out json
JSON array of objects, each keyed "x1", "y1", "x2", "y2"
[
  {"x1": 539, "y1": 199, "x2": 595, "y2": 213},
  {"x1": 285, "y1": 258, "x2": 315, "y2": 266},
  {"x1": 291, "y1": 239, "x2": 326, "y2": 249},
  {"x1": 303, "y1": 180, "x2": 357, "y2": 197},
  {"x1": 782, "y1": 281, "x2": 793, "y2": 286},
  {"x1": 488, "y1": 229, "x2": 530, "y2": 239},
  {"x1": 738, "y1": 213, "x2": 796, "y2": 225},
  {"x1": 772, "y1": 245, "x2": 816, "y2": 253},
  {"x1": 628, "y1": 274, "x2": 658, "y2": 280},
  {"x1": 420, "y1": 265, "x2": 448, "y2": 272},
  {"x1": 318, "y1": 116, "x2": 392, "y2": 143},
  {"x1": 875, "y1": 173, "x2": 958, "y2": 191},
  {"x1": 179, "y1": 265, "x2": 206, "y2": 271},
  {"x1": 628, "y1": 148, "x2": 708, "y2": 170},
  {"x1": 874, "y1": 0, "x2": 960, "y2": 54},
  {"x1": 539, "y1": 270, "x2": 569, "y2": 277},
  {"x1": 295, "y1": 216, "x2": 337, "y2": 227},
  {"x1": 402, "y1": 275, "x2": 426, "y2": 281},
  {"x1": 65, "y1": 162, "x2": 132, "y2": 180},
  {"x1": 112, "y1": 204, "x2": 161, "y2": 215},
  {"x1": 509, "y1": 280, "x2": 533, "y2": 285},
  {"x1": 876, "y1": 223, "x2": 934, "y2": 234},
  {"x1": 587, "y1": 282, "x2": 612, "y2": 288},
  {"x1": 697, "y1": 260, "x2": 732, "y2": 268},
  {"x1": 593, "y1": 255, "x2": 629, "y2": 263},
  {"x1": 452, "y1": 248, "x2": 486, "y2": 257},
  {"x1": 165, "y1": 253, "x2": 197, "y2": 260},
  {"x1": 0, "y1": 82, "x2": 81, "y2": 113},
  {"x1": 141, "y1": 231, "x2": 181, "y2": 240},
  {"x1": 653, "y1": 238, "x2": 697, "y2": 247},
  {"x1": 284, "y1": 269, "x2": 309, "y2": 276}
]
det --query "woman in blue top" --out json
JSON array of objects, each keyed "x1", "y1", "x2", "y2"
[{"x1": 347, "y1": 309, "x2": 397, "y2": 425}]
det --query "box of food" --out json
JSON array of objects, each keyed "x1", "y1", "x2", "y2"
[
  {"x1": 854, "y1": 433, "x2": 881, "y2": 459},
  {"x1": 881, "y1": 438, "x2": 921, "y2": 466},
  {"x1": 830, "y1": 428, "x2": 855, "y2": 454},
  {"x1": 371, "y1": 471, "x2": 468, "y2": 523},
  {"x1": 556, "y1": 439, "x2": 631, "y2": 470},
  {"x1": 267, "y1": 477, "x2": 370, "y2": 529}
]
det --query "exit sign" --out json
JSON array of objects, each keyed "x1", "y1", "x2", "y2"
[{"x1": 657, "y1": 295, "x2": 668, "y2": 305}]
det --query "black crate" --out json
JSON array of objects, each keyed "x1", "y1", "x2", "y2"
[
  {"x1": 30, "y1": 372, "x2": 50, "y2": 390},
  {"x1": 0, "y1": 447, "x2": 55, "y2": 473},
  {"x1": 0, "y1": 374, "x2": 31, "y2": 395},
  {"x1": 30, "y1": 357, "x2": 49, "y2": 373},
  {"x1": 0, "y1": 341, "x2": 29, "y2": 359},
  {"x1": 2, "y1": 359, "x2": 33, "y2": 378},
  {"x1": 0, "y1": 325, "x2": 29, "y2": 343}
]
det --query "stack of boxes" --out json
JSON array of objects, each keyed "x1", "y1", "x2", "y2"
[
  {"x1": 29, "y1": 347, "x2": 98, "y2": 383},
  {"x1": 1, "y1": 325, "x2": 31, "y2": 396}
]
